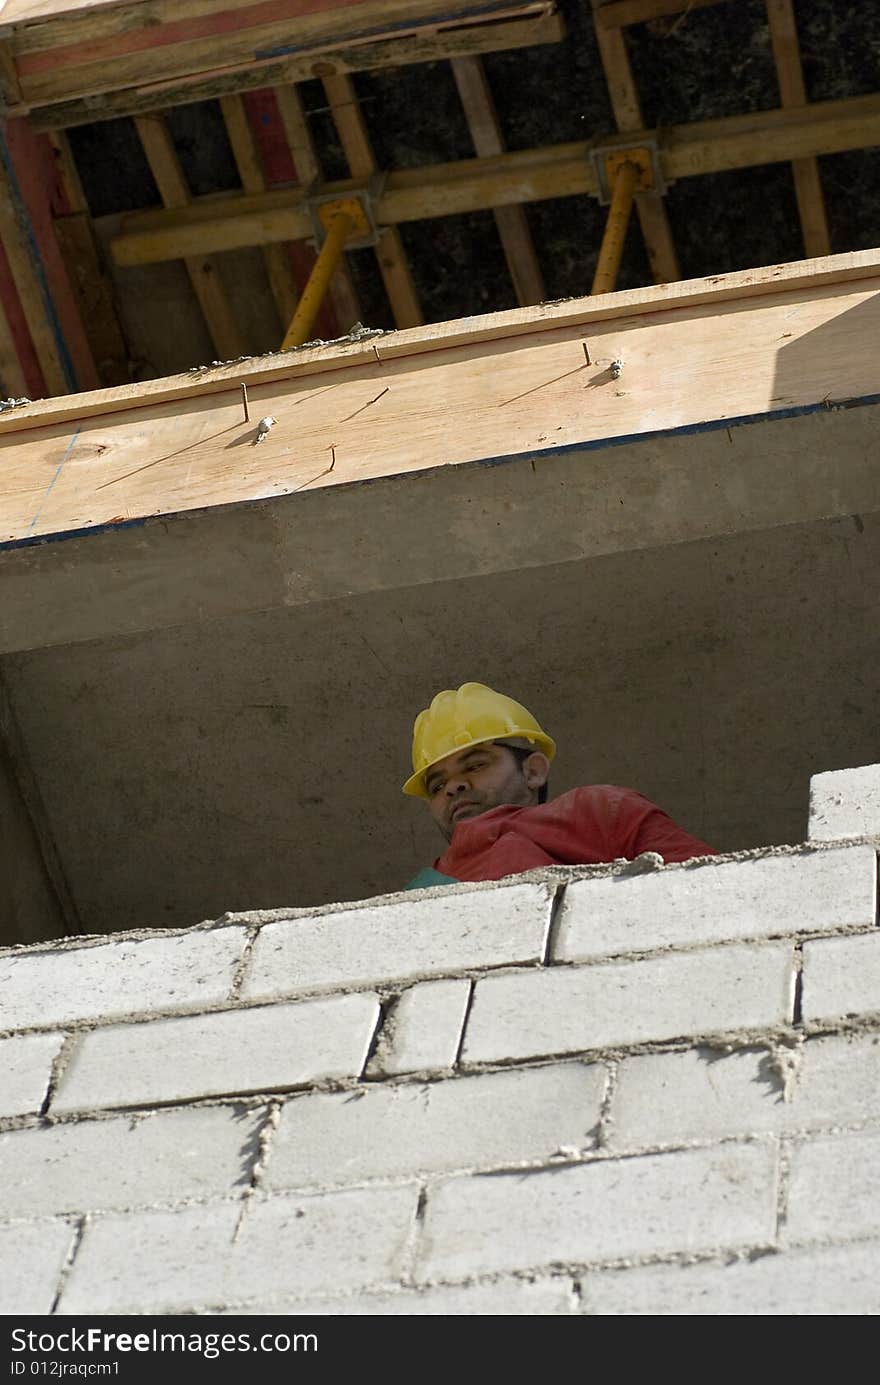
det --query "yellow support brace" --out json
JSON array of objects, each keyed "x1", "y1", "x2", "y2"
[
  {"x1": 281, "y1": 196, "x2": 371, "y2": 349},
  {"x1": 591, "y1": 159, "x2": 639, "y2": 296}
]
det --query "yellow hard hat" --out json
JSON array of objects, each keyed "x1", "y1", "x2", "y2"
[{"x1": 403, "y1": 681, "x2": 556, "y2": 798}]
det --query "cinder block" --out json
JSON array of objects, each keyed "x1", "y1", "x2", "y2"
[
  {"x1": 610, "y1": 1032, "x2": 880, "y2": 1150},
  {"x1": 265, "y1": 1064, "x2": 606, "y2": 1191},
  {"x1": 241, "y1": 882, "x2": 552, "y2": 1001},
  {"x1": 416, "y1": 1141, "x2": 778, "y2": 1281},
  {"x1": 0, "y1": 1219, "x2": 76, "y2": 1315},
  {"x1": 58, "y1": 1185, "x2": 418, "y2": 1314},
  {"x1": 809, "y1": 764, "x2": 880, "y2": 840},
  {"x1": 802, "y1": 933, "x2": 880, "y2": 1022},
  {"x1": 206, "y1": 1278, "x2": 575, "y2": 1315},
  {"x1": 556, "y1": 846, "x2": 876, "y2": 962},
  {"x1": 583, "y1": 1241, "x2": 880, "y2": 1315},
  {"x1": 0, "y1": 927, "x2": 246, "y2": 1032},
  {"x1": 0, "y1": 1105, "x2": 261, "y2": 1217},
  {"x1": 785, "y1": 1128, "x2": 880, "y2": 1244},
  {"x1": 367, "y1": 979, "x2": 471, "y2": 1076},
  {"x1": 0, "y1": 1032, "x2": 64, "y2": 1118},
  {"x1": 462, "y1": 943, "x2": 795, "y2": 1064},
  {"x1": 52, "y1": 993, "x2": 380, "y2": 1113}
]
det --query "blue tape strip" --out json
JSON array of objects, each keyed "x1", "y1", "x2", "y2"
[{"x1": 24, "y1": 426, "x2": 81, "y2": 536}]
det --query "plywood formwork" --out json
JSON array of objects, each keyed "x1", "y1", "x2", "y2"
[{"x1": 2, "y1": 251, "x2": 879, "y2": 547}]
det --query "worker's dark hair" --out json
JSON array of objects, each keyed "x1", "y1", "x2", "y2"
[{"x1": 502, "y1": 743, "x2": 549, "y2": 804}]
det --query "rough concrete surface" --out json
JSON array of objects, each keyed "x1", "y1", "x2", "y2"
[
  {"x1": 557, "y1": 844, "x2": 876, "y2": 960},
  {"x1": 801, "y1": 932, "x2": 880, "y2": 1022},
  {"x1": 0, "y1": 1031, "x2": 64, "y2": 1118},
  {"x1": 462, "y1": 942, "x2": 796, "y2": 1063},
  {"x1": 51, "y1": 992, "x2": 381, "y2": 1113},
  {"x1": 240, "y1": 882, "x2": 552, "y2": 1000},
  {"x1": 0, "y1": 927, "x2": 246, "y2": 1032},
  {"x1": 809, "y1": 763, "x2": 880, "y2": 840},
  {"x1": 264, "y1": 1063, "x2": 606, "y2": 1191},
  {"x1": 367, "y1": 977, "x2": 472, "y2": 1077},
  {"x1": 58, "y1": 1186, "x2": 419, "y2": 1315},
  {"x1": 416, "y1": 1142, "x2": 778, "y2": 1281}
]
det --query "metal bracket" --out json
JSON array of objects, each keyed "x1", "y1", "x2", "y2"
[
  {"x1": 306, "y1": 174, "x2": 385, "y2": 250},
  {"x1": 588, "y1": 141, "x2": 666, "y2": 205}
]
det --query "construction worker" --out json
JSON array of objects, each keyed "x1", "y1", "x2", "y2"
[{"x1": 403, "y1": 682, "x2": 715, "y2": 888}]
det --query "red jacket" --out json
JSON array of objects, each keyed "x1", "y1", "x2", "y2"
[{"x1": 433, "y1": 785, "x2": 715, "y2": 882}]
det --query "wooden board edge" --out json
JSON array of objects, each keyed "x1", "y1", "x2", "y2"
[{"x1": 1, "y1": 248, "x2": 879, "y2": 433}]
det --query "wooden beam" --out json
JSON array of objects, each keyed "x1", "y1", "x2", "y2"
[
  {"x1": 111, "y1": 91, "x2": 880, "y2": 268},
  {"x1": 0, "y1": 131, "x2": 69, "y2": 395},
  {"x1": 134, "y1": 113, "x2": 247, "y2": 361},
  {"x1": 0, "y1": 291, "x2": 30, "y2": 398},
  {"x1": 8, "y1": 0, "x2": 547, "y2": 54},
  {"x1": 274, "y1": 83, "x2": 361, "y2": 335},
  {"x1": 3, "y1": 254, "x2": 879, "y2": 546},
  {"x1": 9, "y1": 5, "x2": 562, "y2": 111},
  {"x1": 219, "y1": 92, "x2": 298, "y2": 331},
  {"x1": 52, "y1": 212, "x2": 132, "y2": 387},
  {"x1": 590, "y1": 0, "x2": 679, "y2": 283},
  {"x1": 451, "y1": 54, "x2": 545, "y2": 306},
  {"x1": 594, "y1": 0, "x2": 726, "y2": 28},
  {"x1": 24, "y1": 9, "x2": 564, "y2": 130},
  {"x1": 0, "y1": 236, "x2": 45, "y2": 398},
  {"x1": 765, "y1": 0, "x2": 830, "y2": 259},
  {"x1": 5, "y1": 248, "x2": 880, "y2": 437},
  {"x1": 322, "y1": 72, "x2": 422, "y2": 328},
  {"x1": 47, "y1": 129, "x2": 131, "y2": 387}
]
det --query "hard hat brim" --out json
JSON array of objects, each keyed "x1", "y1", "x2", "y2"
[{"x1": 402, "y1": 732, "x2": 556, "y2": 798}]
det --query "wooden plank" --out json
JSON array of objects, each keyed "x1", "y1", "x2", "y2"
[
  {"x1": 275, "y1": 82, "x2": 361, "y2": 335},
  {"x1": 594, "y1": 0, "x2": 725, "y2": 28},
  {"x1": 7, "y1": 0, "x2": 527, "y2": 51},
  {"x1": 219, "y1": 92, "x2": 297, "y2": 330},
  {"x1": 0, "y1": 131, "x2": 69, "y2": 394},
  {"x1": 591, "y1": 0, "x2": 679, "y2": 283},
  {"x1": 53, "y1": 212, "x2": 131, "y2": 385},
  {"x1": 0, "y1": 39, "x2": 24, "y2": 106},
  {"x1": 25, "y1": 10, "x2": 565, "y2": 129},
  {"x1": 766, "y1": 0, "x2": 830, "y2": 259},
  {"x1": 4, "y1": 248, "x2": 880, "y2": 436},
  {"x1": 322, "y1": 71, "x2": 422, "y2": 328},
  {"x1": 451, "y1": 54, "x2": 544, "y2": 306},
  {"x1": 0, "y1": 292, "x2": 30, "y2": 397},
  {"x1": 0, "y1": 236, "x2": 45, "y2": 397},
  {"x1": 3, "y1": 116, "x2": 100, "y2": 391},
  {"x1": 2, "y1": 265, "x2": 878, "y2": 545},
  {"x1": 46, "y1": 129, "x2": 131, "y2": 387},
  {"x1": 12, "y1": 1, "x2": 555, "y2": 103},
  {"x1": 110, "y1": 90, "x2": 880, "y2": 268},
  {"x1": 46, "y1": 126, "x2": 85, "y2": 207},
  {"x1": 134, "y1": 113, "x2": 246, "y2": 361}
]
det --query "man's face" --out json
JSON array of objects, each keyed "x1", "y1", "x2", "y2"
[{"x1": 424, "y1": 741, "x2": 549, "y2": 843}]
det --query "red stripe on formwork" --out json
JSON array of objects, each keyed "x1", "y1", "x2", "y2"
[
  {"x1": 242, "y1": 87, "x2": 340, "y2": 340},
  {"x1": 0, "y1": 236, "x2": 47, "y2": 399},
  {"x1": 17, "y1": 0, "x2": 377, "y2": 74},
  {"x1": 3, "y1": 118, "x2": 99, "y2": 391}
]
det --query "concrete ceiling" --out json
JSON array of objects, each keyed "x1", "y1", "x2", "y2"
[{"x1": 2, "y1": 469, "x2": 879, "y2": 944}]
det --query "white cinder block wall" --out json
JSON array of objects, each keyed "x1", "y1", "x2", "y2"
[{"x1": 2, "y1": 764, "x2": 880, "y2": 1317}]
